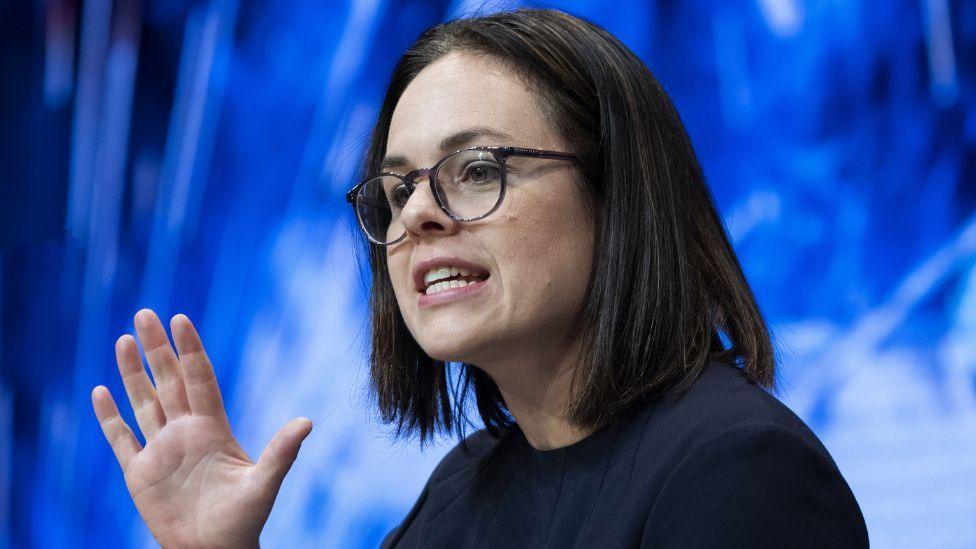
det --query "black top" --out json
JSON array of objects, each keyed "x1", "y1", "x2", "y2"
[{"x1": 381, "y1": 360, "x2": 869, "y2": 548}]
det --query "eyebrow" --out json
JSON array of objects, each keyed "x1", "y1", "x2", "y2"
[{"x1": 380, "y1": 127, "x2": 514, "y2": 172}]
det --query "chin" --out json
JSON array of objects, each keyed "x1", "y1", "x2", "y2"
[
  {"x1": 414, "y1": 326, "x2": 493, "y2": 364},
  {"x1": 416, "y1": 337, "x2": 474, "y2": 363}
]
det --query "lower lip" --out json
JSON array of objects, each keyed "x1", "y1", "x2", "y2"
[{"x1": 418, "y1": 278, "x2": 490, "y2": 308}]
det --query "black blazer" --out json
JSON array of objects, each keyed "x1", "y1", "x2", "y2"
[{"x1": 382, "y1": 360, "x2": 869, "y2": 548}]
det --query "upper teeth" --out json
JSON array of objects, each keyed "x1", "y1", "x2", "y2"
[
  {"x1": 423, "y1": 265, "x2": 485, "y2": 295},
  {"x1": 424, "y1": 266, "x2": 471, "y2": 286}
]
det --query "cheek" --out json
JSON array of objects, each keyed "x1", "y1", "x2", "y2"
[
  {"x1": 385, "y1": 254, "x2": 413, "y2": 311},
  {"x1": 497, "y1": 197, "x2": 593, "y2": 309}
]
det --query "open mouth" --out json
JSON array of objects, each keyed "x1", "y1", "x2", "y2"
[{"x1": 422, "y1": 269, "x2": 490, "y2": 295}]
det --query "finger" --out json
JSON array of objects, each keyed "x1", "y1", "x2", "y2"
[
  {"x1": 170, "y1": 314, "x2": 229, "y2": 424},
  {"x1": 253, "y1": 418, "x2": 313, "y2": 491},
  {"x1": 92, "y1": 385, "x2": 143, "y2": 472},
  {"x1": 115, "y1": 334, "x2": 166, "y2": 440},
  {"x1": 134, "y1": 308, "x2": 190, "y2": 419}
]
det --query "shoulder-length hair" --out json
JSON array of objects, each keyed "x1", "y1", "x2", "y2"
[{"x1": 354, "y1": 8, "x2": 776, "y2": 447}]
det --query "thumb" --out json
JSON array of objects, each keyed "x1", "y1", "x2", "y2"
[{"x1": 253, "y1": 417, "x2": 313, "y2": 491}]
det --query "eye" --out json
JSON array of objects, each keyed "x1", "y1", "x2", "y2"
[
  {"x1": 460, "y1": 161, "x2": 500, "y2": 184},
  {"x1": 390, "y1": 184, "x2": 411, "y2": 208}
]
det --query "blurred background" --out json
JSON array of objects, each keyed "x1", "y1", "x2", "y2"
[{"x1": 1, "y1": 0, "x2": 974, "y2": 547}]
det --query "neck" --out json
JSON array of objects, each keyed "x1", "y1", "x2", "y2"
[{"x1": 474, "y1": 336, "x2": 596, "y2": 451}]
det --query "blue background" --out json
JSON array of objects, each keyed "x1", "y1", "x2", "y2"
[{"x1": 1, "y1": 0, "x2": 974, "y2": 547}]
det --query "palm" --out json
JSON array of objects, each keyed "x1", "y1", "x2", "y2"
[
  {"x1": 126, "y1": 415, "x2": 256, "y2": 547},
  {"x1": 92, "y1": 310, "x2": 312, "y2": 549}
]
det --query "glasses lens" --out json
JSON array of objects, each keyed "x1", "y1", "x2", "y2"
[
  {"x1": 356, "y1": 175, "x2": 409, "y2": 244},
  {"x1": 435, "y1": 149, "x2": 503, "y2": 220}
]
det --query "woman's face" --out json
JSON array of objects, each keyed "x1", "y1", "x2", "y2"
[{"x1": 384, "y1": 52, "x2": 594, "y2": 368}]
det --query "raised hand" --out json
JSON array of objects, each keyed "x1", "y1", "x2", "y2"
[{"x1": 92, "y1": 309, "x2": 312, "y2": 549}]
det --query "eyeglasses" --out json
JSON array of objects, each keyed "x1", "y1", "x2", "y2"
[{"x1": 346, "y1": 146, "x2": 582, "y2": 245}]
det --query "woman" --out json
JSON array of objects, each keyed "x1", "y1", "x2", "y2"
[{"x1": 92, "y1": 8, "x2": 869, "y2": 548}]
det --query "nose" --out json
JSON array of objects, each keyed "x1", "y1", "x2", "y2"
[{"x1": 398, "y1": 175, "x2": 460, "y2": 242}]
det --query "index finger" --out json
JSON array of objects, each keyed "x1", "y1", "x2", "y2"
[{"x1": 170, "y1": 314, "x2": 229, "y2": 423}]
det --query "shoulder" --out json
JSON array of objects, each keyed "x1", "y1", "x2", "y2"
[
  {"x1": 380, "y1": 427, "x2": 509, "y2": 548},
  {"x1": 628, "y1": 361, "x2": 868, "y2": 547},
  {"x1": 630, "y1": 360, "x2": 835, "y2": 460},
  {"x1": 641, "y1": 421, "x2": 869, "y2": 547},
  {"x1": 427, "y1": 426, "x2": 510, "y2": 484}
]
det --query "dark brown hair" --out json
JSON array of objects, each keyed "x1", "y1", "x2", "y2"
[{"x1": 354, "y1": 8, "x2": 777, "y2": 447}]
